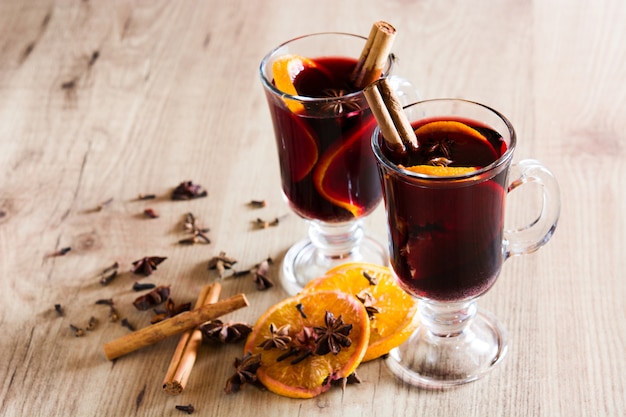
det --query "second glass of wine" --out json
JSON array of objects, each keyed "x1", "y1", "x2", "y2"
[{"x1": 260, "y1": 32, "x2": 415, "y2": 295}]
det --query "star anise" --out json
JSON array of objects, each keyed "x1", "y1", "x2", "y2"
[
  {"x1": 131, "y1": 256, "x2": 167, "y2": 276},
  {"x1": 321, "y1": 88, "x2": 361, "y2": 115},
  {"x1": 171, "y1": 181, "x2": 208, "y2": 200},
  {"x1": 313, "y1": 311, "x2": 353, "y2": 355},
  {"x1": 253, "y1": 258, "x2": 274, "y2": 290},
  {"x1": 224, "y1": 352, "x2": 262, "y2": 394},
  {"x1": 424, "y1": 135, "x2": 454, "y2": 165},
  {"x1": 258, "y1": 323, "x2": 292, "y2": 350},
  {"x1": 132, "y1": 285, "x2": 171, "y2": 310},
  {"x1": 200, "y1": 320, "x2": 252, "y2": 344},
  {"x1": 151, "y1": 298, "x2": 192, "y2": 324},
  {"x1": 356, "y1": 291, "x2": 380, "y2": 319}
]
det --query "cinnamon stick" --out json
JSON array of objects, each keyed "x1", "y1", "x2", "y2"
[
  {"x1": 351, "y1": 21, "x2": 396, "y2": 89},
  {"x1": 103, "y1": 293, "x2": 248, "y2": 360},
  {"x1": 364, "y1": 77, "x2": 418, "y2": 153},
  {"x1": 162, "y1": 283, "x2": 222, "y2": 395}
]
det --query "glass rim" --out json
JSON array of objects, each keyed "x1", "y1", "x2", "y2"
[
  {"x1": 371, "y1": 98, "x2": 517, "y2": 182},
  {"x1": 259, "y1": 31, "x2": 392, "y2": 104}
]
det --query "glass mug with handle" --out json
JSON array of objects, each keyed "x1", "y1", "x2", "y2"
[
  {"x1": 260, "y1": 31, "x2": 418, "y2": 295},
  {"x1": 371, "y1": 98, "x2": 560, "y2": 388}
]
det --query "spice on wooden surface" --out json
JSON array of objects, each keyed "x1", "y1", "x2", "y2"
[
  {"x1": 208, "y1": 252, "x2": 237, "y2": 278},
  {"x1": 143, "y1": 208, "x2": 159, "y2": 218},
  {"x1": 171, "y1": 181, "x2": 208, "y2": 200},
  {"x1": 132, "y1": 282, "x2": 156, "y2": 291},
  {"x1": 132, "y1": 285, "x2": 170, "y2": 310},
  {"x1": 103, "y1": 293, "x2": 249, "y2": 360},
  {"x1": 54, "y1": 304, "x2": 64, "y2": 316},
  {"x1": 130, "y1": 256, "x2": 166, "y2": 276},
  {"x1": 47, "y1": 247, "x2": 71, "y2": 258},
  {"x1": 151, "y1": 298, "x2": 192, "y2": 324},
  {"x1": 175, "y1": 404, "x2": 195, "y2": 414},
  {"x1": 253, "y1": 258, "x2": 274, "y2": 290},
  {"x1": 224, "y1": 352, "x2": 262, "y2": 394},
  {"x1": 163, "y1": 283, "x2": 222, "y2": 396},
  {"x1": 200, "y1": 319, "x2": 252, "y2": 344}
]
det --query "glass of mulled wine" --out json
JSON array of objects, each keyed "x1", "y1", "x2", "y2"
[
  {"x1": 260, "y1": 32, "x2": 417, "y2": 295},
  {"x1": 372, "y1": 98, "x2": 560, "y2": 388}
]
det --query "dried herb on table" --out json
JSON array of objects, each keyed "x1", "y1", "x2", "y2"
[
  {"x1": 253, "y1": 258, "x2": 274, "y2": 290},
  {"x1": 132, "y1": 282, "x2": 156, "y2": 291},
  {"x1": 132, "y1": 285, "x2": 171, "y2": 310},
  {"x1": 179, "y1": 212, "x2": 210, "y2": 244},
  {"x1": 121, "y1": 318, "x2": 136, "y2": 331},
  {"x1": 86, "y1": 316, "x2": 97, "y2": 331},
  {"x1": 95, "y1": 298, "x2": 114, "y2": 306},
  {"x1": 224, "y1": 352, "x2": 262, "y2": 394},
  {"x1": 99, "y1": 262, "x2": 119, "y2": 286},
  {"x1": 248, "y1": 199, "x2": 267, "y2": 208},
  {"x1": 137, "y1": 193, "x2": 156, "y2": 200},
  {"x1": 175, "y1": 404, "x2": 195, "y2": 414},
  {"x1": 47, "y1": 247, "x2": 71, "y2": 258},
  {"x1": 151, "y1": 298, "x2": 191, "y2": 324},
  {"x1": 69, "y1": 324, "x2": 85, "y2": 337},
  {"x1": 200, "y1": 319, "x2": 252, "y2": 344},
  {"x1": 313, "y1": 311, "x2": 353, "y2": 355},
  {"x1": 171, "y1": 181, "x2": 208, "y2": 200},
  {"x1": 208, "y1": 252, "x2": 237, "y2": 278},
  {"x1": 143, "y1": 208, "x2": 159, "y2": 218},
  {"x1": 254, "y1": 215, "x2": 287, "y2": 230},
  {"x1": 131, "y1": 256, "x2": 166, "y2": 276},
  {"x1": 54, "y1": 304, "x2": 64, "y2": 316}
]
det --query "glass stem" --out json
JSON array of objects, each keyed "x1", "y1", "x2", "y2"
[
  {"x1": 418, "y1": 299, "x2": 478, "y2": 337},
  {"x1": 308, "y1": 219, "x2": 364, "y2": 260}
]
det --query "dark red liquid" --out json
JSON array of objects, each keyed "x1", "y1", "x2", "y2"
[
  {"x1": 378, "y1": 117, "x2": 509, "y2": 301},
  {"x1": 265, "y1": 57, "x2": 381, "y2": 222}
]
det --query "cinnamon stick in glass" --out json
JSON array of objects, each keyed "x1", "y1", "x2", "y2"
[
  {"x1": 162, "y1": 283, "x2": 222, "y2": 395},
  {"x1": 363, "y1": 77, "x2": 418, "y2": 153},
  {"x1": 351, "y1": 21, "x2": 397, "y2": 89},
  {"x1": 103, "y1": 293, "x2": 248, "y2": 360}
]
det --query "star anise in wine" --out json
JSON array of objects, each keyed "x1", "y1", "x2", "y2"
[
  {"x1": 257, "y1": 323, "x2": 292, "y2": 350},
  {"x1": 224, "y1": 352, "x2": 262, "y2": 394},
  {"x1": 424, "y1": 135, "x2": 454, "y2": 164},
  {"x1": 151, "y1": 298, "x2": 192, "y2": 324},
  {"x1": 356, "y1": 291, "x2": 380, "y2": 319},
  {"x1": 131, "y1": 256, "x2": 167, "y2": 276},
  {"x1": 321, "y1": 88, "x2": 361, "y2": 115},
  {"x1": 171, "y1": 181, "x2": 208, "y2": 200},
  {"x1": 200, "y1": 319, "x2": 252, "y2": 344},
  {"x1": 313, "y1": 311, "x2": 353, "y2": 355}
]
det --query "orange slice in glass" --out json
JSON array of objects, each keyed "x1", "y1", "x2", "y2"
[
  {"x1": 415, "y1": 120, "x2": 499, "y2": 162},
  {"x1": 272, "y1": 54, "x2": 317, "y2": 113},
  {"x1": 404, "y1": 165, "x2": 477, "y2": 176},
  {"x1": 312, "y1": 117, "x2": 378, "y2": 218},
  {"x1": 244, "y1": 290, "x2": 370, "y2": 399},
  {"x1": 304, "y1": 262, "x2": 419, "y2": 362}
]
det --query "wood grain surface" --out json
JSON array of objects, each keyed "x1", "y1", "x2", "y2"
[{"x1": 1, "y1": 1, "x2": 624, "y2": 416}]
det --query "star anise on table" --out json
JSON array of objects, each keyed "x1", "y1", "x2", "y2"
[
  {"x1": 253, "y1": 258, "x2": 274, "y2": 290},
  {"x1": 131, "y1": 256, "x2": 167, "y2": 276},
  {"x1": 132, "y1": 285, "x2": 171, "y2": 310},
  {"x1": 151, "y1": 298, "x2": 191, "y2": 324},
  {"x1": 171, "y1": 181, "x2": 208, "y2": 200},
  {"x1": 200, "y1": 319, "x2": 252, "y2": 344},
  {"x1": 313, "y1": 311, "x2": 353, "y2": 355},
  {"x1": 224, "y1": 352, "x2": 262, "y2": 394},
  {"x1": 257, "y1": 323, "x2": 292, "y2": 350}
]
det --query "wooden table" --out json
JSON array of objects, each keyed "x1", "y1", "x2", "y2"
[{"x1": 1, "y1": 1, "x2": 624, "y2": 416}]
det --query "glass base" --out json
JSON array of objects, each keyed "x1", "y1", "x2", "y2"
[
  {"x1": 280, "y1": 222, "x2": 388, "y2": 295},
  {"x1": 385, "y1": 303, "x2": 508, "y2": 389}
]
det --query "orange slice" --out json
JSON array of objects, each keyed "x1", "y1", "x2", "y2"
[
  {"x1": 244, "y1": 290, "x2": 370, "y2": 399},
  {"x1": 272, "y1": 54, "x2": 317, "y2": 113},
  {"x1": 304, "y1": 262, "x2": 419, "y2": 362},
  {"x1": 312, "y1": 117, "x2": 378, "y2": 218},
  {"x1": 404, "y1": 165, "x2": 477, "y2": 176},
  {"x1": 414, "y1": 120, "x2": 499, "y2": 162}
]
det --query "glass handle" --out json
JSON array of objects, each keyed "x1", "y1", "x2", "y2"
[
  {"x1": 385, "y1": 75, "x2": 421, "y2": 106},
  {"x1": 503, "y1": 159, "x2": 561, "y2": 259}
]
